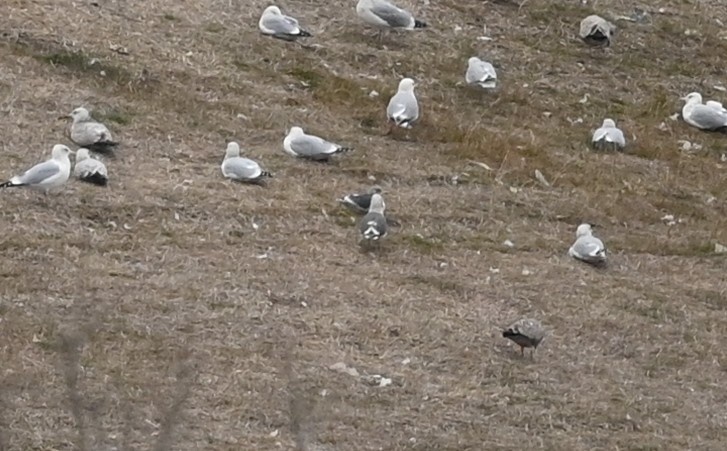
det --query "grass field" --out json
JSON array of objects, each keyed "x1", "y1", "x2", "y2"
[{"x1": 1, "y1": 0, "x2": 727, "y2": 449}]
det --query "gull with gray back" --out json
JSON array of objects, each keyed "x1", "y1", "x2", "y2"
[
  {"x1": 387, "y1": 78, "x2": 419, "y2": 130},
  {"x1": 465, "y1": 57, "x2": 497, "y2": 89},
  {"x1": 0, "y1": 144, "x2": 73, "y2": 194},
  {"x1": 74, "y1": 148, "x2": 109, "y2": 186},
  {"x1": 258, "y1": 5, "x2": 312, "y2": 41},
  {"x1": 569, "y1": 223, "x2": 607, "y2": 266},
  {"x1": 592, "y1": 118, "x2": 626, "y2": 151},
  {"x1": 221, "y1": 142, "x2": 272, "y2": 184},
  {"x1": 579, "y1": 15, "x2": 616, "y2": 47},
  {"x1": 283, "y1": 127, "x2": 354, "y2": 162},
  {"x1": 359, "y1": 193, "x2": 388, "y2": 247},
  {"x1": 64, "y1": 107, "x2": 119, "y2": 153},
  {"x1": 681, "y1": 92, "x2": 727, "y2": 132},
  {"x1": 356, "y1": 0, "x2": 427, "y2": 32}
]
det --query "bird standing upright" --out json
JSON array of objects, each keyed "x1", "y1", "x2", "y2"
[
  {"x1": 386, "y1": 78, "x2": 419, "y2": 134},
  {"x1": 0, "y1": 144, "x2": 73, "y2": 195},
  {"x1": 358, "y1": 193, "x2": 388, "y2": 249}
]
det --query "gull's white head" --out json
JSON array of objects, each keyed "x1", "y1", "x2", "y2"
[
  {"x1": 52, "y1": 144, "x2": 73, "y2": 160},
  {"x1": 76, "y1": 148, "x2": 90, "y2": 161},
  {"x1": 398, "y1": 78, "x2": 415, "y2": 92},
  {"x1": 263, "y1": 5, "x2": 282, "y2": 16},
  {"x1": 602, "y1": 118, "x2": 616, "y2": 128},
  {"x1": 288, "y1": 126, "x2": 304, "y2": 137},
  {"x1": 576, "y1": 223, "x2": 594, "y2": 238},
  {"x1": 681, "y1": 92, "x2": 702, "y2": 104},
  {"x1": 69, "y1": 107, "x2": 92, "y2": 123},
  {"x1": 369, "y1": 193, "x2": 386, "y2": 214},
  {"x1": 468, "y1": 56, "x2": 481, "y2": 65},
  {"x1": 226, "y1": 142, "x2": 241, "y2": 158}
]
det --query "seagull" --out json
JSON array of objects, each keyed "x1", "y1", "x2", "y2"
[
  {"x1": 681, "y1": 92, "x2": 727, "y2": 133},
  {"x1": 74, "y1": 148, "x2": 109, "y2": 186},
  {"x1": 465, "y1": 57, "x2": 497, "y2": 89},
  {"x1": 337, "y1": 186, "x2": 383, "y2": 213},
  {"x1": 579, "y1": 15, "x2": 616, "y2": 47},
  {"x1": 387, "y1": 78, "x2": 419, "y2": 131},
  {"x1": 356, "y1": 0, "x2": 427, "y2": 37},
  {"x1": 221, "y1": 142, "x2": 273, "y2": 184},
  {"x1": 283, "y1": 127, "x2": 354, "y2": 162},
  {"x1": 63, "y1": 107, "x2": 119, "y2": 153},
  {"x1": 502, "y1": 318, "x2": 545, "y2": 358},
  {"x1": 568, "y1": 223, "x2": 607, "y2": 266},
  {"x1": 359, "y1": 193, "x2": 388, "y2": 248},
  {"x1": 258, "y1": 5, "x2": 312, "y2": 42},
  {"x1": 592, "y1": 118, "x2": 626, "y2": 151},
  {"x1": 0, "y1": 144, "x2": 73, "y2": 194}
]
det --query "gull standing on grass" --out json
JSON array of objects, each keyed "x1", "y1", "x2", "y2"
[
  {"x1": 0, "y1": 144, "x2": 73, "y2": 194},
  {"x1": 591, "y1": 118, "x2": 626, "y2": 151},
  {"x1": 579, "y1": 15, "x2": 616, "y2": 47},
  {"x1": 74, "y1": 148, "x2": 109, "y2": 186},
  {"x1": 356, "y1": 0, "x2": 427, "y2": 36},
  {"x1": 283, "y1": 127, "x2": 354, "y2": 162},
  {"x1": 258, "y1": 5, "x2": 312, "y2": 41},
  {"x1": 681, "y1": 92, "x2": 727, "y2": 132},
  {"x1": 465, "y1": 57, "x2": 497, "y2": 89},
  {"x1": 221, "y1": 142, "x2": 272, "y2": 184},
  {"x1": 502, "y1": 318, "x2": 545, "y2": 358},
  {"x1": 359, "y1": 193, "x2": 388, "y2": 247},
  {"x1": 569, "y1": 223, "x2": 607, "y2": 266},
  {"x1": 338, "y1": 186, "x2": 383, "y2": 213},
  {"x1": 63, "y1": 107, "x2": 119, "y2": 153},
  {"x1": 387, "y1": 78, "x2": 419, "y2": 131}
]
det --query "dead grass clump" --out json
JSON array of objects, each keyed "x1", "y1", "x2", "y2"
[{"x1": 397, "y1": 233, "x2": 444, "y2": 254}]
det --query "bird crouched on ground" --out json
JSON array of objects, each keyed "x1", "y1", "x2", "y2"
[{"x1": 502, "y1": 318, "x2": 545, "y2": 358}]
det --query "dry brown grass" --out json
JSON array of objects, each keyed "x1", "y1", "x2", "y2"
[{"x1": 1, "y1": 0, "x2": 727, "y2": 449}]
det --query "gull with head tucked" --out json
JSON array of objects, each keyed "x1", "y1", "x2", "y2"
[
  {"x1": 258, "y1": 5, "x2": 312, "y2": 42},
  {"x1": 569, "y1": 223, "x2": 607, "y2": 266},
  {"x1": 592, "y1": 118, "x2": 626, "y2": 151},
  {"x1": 465, "y1": 57, "x2": 497, "y2": 90},
  {"x1": 221, "y1": 142, "x2": 272, "y2": 184},
  {"x1": 74, "y1": 148, "x2": 109, "y2": 186},
  {"x1": 681, "y1": 92, "x2": 727, "y2": 133},
  {"x1": 356, "y1": 0, "x2": 427, "y2": 35}
]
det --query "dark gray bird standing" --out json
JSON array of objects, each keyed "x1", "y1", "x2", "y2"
[{"x1": 502, "y1": 318, "x2": 545, "y2": 358}]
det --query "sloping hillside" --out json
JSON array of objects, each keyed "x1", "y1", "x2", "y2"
[{"x1": 1, "y1": 0, "x2": 726, "y2": 449}]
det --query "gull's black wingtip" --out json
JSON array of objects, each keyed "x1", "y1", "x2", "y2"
[
  {"x1": 414, "y1": 19, "x2": 427, "y2": 29},
  {"x1": 87, "y1": 141, "x2": 119, "y2": 154},
  {"x1": 81, "y1": 173, "x2": 109, "y2": 186}
]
